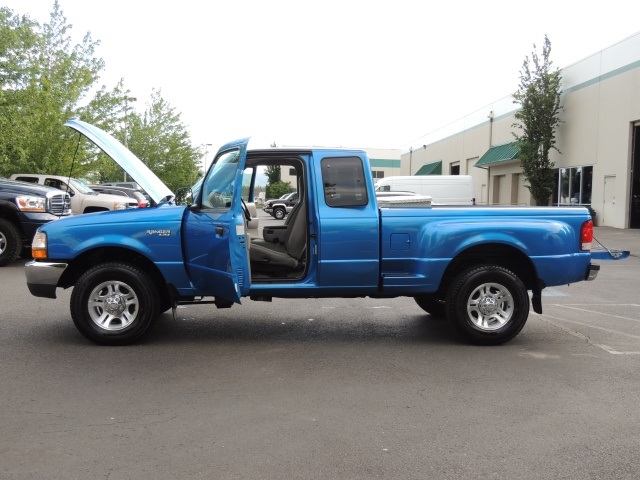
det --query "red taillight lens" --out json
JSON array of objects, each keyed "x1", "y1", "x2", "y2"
[{"x1": 581, "y1": 219, "x2": 593, "y2": 251}]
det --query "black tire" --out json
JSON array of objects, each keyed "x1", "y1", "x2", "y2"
[
  {"x1": 445, "y1": 265, "x2": 529, "y2": 345},
  {"x1": 273, "y1": 207, "x2": 286, "y2": 220},
  {"x1": 414, "y1": 294, "x2": 446, "y2": 318},
  {"x1": 70, "y1": 262, "x2": 159, "y2": 345},
  {"x1": 0, "y1": 219, "x2": 21, "y2": 267}
]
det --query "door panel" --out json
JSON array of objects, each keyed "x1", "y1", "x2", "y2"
[{"x1": 183, "y1": 139, "x2": 251, "y2": 302}]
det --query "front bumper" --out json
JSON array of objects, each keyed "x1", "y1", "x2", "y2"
[{"x1": 24, "y1": 260, "x2": 68, "y2": 298}]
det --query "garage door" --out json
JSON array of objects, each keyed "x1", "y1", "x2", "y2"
[
  {"x1": 497, "y1": 175, "x2": 509, "y2": 205},
  {"x1": 516, "y1": 174, "x2": 530, "y2": 205}
]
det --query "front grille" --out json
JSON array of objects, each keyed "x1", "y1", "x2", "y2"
[{"x1": 48, "y1": 192, "x2": 72, "y2": 215}]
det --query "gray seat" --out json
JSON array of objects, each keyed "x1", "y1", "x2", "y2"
[{"x1": 250, "y1": 196, "x2": 306, "y2": 268}]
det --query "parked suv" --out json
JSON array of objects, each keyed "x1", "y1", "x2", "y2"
[
  {"x1": 0, "y1": 178, "x2": 72, "y2": 266},
  {"x1": 10, "y1": 174, "x2": 138, "y2": 214},
  {"x1": 264, "y1": 191, "x2": 298, "y2": 219}
]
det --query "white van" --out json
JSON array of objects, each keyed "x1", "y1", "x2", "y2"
[{"x1": 374, "y1": 175, "x2": 475, "y2": 205}]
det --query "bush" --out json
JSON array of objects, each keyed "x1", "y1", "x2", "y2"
[{"x1": 266, "y1": 181, "x2": 293, "y2": 199}]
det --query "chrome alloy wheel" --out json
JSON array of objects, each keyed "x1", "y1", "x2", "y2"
[
  {"x1": 87, "y1": 280, "x2": 139, "y2": 331},
  {"x1": 466, "y1": 282, "x2": 514, "y2": 331},
  {"x1": 0, "y1": 231, "x2": 6, "y2": 254}
]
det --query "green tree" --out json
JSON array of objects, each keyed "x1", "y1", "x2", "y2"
[
  {"x1": 0, "y1": 3, "x2": 200, "y2": 195},
  {"x1": 513, "y1": 35, "x2": 563, "y2": 206},
  {"x1": 265, "y1": 164, "x2": 293, "y2": 198},
  {"x1": 265, "y1": 164, "x2": 281, "y2": 184},
  {"x1": 0, "y1": 1, "x2": 104, "y2": 177},
  {"x1": 267, "y1": 180, "x2": 293, "y2": 200},
  {"x1": 122, "y1": 89, "x2": 201, "y2": 193}
]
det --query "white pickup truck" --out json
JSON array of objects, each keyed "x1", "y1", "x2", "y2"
[{"x1": 10, "y1": 174, "x2": 138, "y2": 214}]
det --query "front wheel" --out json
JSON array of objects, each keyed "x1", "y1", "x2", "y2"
[
  {"x1": 0, "y1": 219, "x2": 21, "y2": 267},
  {"x1": 446, "y1": 265, "x2": 529, "y2": 345},
  {"x1": 70, "y1": 262, "x2": 159, "y2": 345},
  {"x1": 273, "y1": 207, "x2": 286, "y2": 220}
]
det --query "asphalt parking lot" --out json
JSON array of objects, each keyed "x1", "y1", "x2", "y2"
[{"x1": 1, "y1": 223, "x2": 639, "y2": 479}]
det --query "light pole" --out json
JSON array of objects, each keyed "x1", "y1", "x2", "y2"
[
  {"x1": 123, "y1": 96, "x2": 137, "y2": 181},
  {"x1": 203, "y1": 143, "x2": 212, "y2": 172}
]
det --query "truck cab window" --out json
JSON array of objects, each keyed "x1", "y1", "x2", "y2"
[{"x1": 321, "y1": 156, "x2": 368, "y2": 207}]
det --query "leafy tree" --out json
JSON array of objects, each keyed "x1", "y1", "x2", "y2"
[
  {"x1": 265, "y1": 165, "x2": 281, "y2": 184},
  {"x1": 267, "y1": 180, "x2": 293, "y2": 200},
  {"x1": 512, "y1": 35, "x2": 563, "y2": 206},
  {"x1": 120, "y1": 89, "x2": 201, "y2": 193},
  {"x1": 0, "y1": 3, "x2": 201, "y2": 195},
  {"x1": 0, "y1": 1, "x2": 104, "y2": 177},
  {"x1": 265, "y1": 164, "x2": 288, "y2": 198}
]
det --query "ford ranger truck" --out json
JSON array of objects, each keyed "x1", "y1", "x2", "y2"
[{"x1": 25, "y1": 119, "x2": 615, "y2": 346}]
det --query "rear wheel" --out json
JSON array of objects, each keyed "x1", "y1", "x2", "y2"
[
  {"x1": 446, "y1": 265, "x2": 529, "y2": 345},
  {"x1": 0, "y1": 219, "x2": 21, "y2": 267},
  {"x1": 70, "y1": 262, "x2": 159, "y2": 345}
]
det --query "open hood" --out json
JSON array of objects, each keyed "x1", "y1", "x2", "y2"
[{"x1": 65, "y1": 119, "x2": 174, "y2": 205}]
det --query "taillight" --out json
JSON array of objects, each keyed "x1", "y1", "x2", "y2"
[{"x1": 580, "y1": 219, "x2": 593, "y2": 251}]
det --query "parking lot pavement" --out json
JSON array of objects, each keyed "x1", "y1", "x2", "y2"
[{"x1": 593, "y1": 226, "x2": 640, "y2": 257}]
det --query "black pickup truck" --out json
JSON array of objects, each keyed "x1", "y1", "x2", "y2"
[{"x1": 0, "y1": 178, "x2": 71, "y2": 266}]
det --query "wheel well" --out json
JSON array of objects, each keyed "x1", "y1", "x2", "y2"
[
  {"x1": 0, "y1": 210, "x2": 25, "y2": 238},
  {"x1": 59, "y1": 247, "x2": 170, "y2": 298},
  {"x1": 83, "y1": 207, "x2": 109, "y2": 214},
  {"x1": 439, "y1": 243, "x2": 539, "y2": 295}
]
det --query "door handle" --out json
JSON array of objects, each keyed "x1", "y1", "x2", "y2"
[{"x1": 215, "y1": 226, "x2": 225, "y2": 235}]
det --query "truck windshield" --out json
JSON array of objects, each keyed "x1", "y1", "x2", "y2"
[
  {"x1": 201, "y1": 148, "x2": 240, "y2": 211},
  {"x1": 69, "y1": 178, "x2": 95, "y2": 194}
]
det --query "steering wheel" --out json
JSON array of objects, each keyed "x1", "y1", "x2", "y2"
[{"x1": 241, "y1": 199, "x2": 252, "y2": 222}]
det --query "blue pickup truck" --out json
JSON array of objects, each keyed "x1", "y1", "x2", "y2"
[{"x1": 25, "y1": 120, "x2": 610, "y2": 346}]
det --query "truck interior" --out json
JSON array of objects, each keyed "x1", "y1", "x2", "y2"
[{"x1": 243, "y1": 155, "x2": 308, "y2": 282}]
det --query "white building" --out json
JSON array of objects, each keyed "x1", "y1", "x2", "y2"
[{"x1": 403, "y1": 32, "x2": 640, "y2": 229}]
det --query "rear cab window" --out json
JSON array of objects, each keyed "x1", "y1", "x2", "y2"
[{"x1": 321, "y1": 157, "x2": 368, "y2": 207}]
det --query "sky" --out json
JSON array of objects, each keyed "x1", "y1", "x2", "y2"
[{"x1": 5, "y1": 1, "x2": 640, "y2": 156}]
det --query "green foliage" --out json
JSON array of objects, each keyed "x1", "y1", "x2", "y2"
[
  {"x1": 513, "y1": 35, "x2": 563, "y2": 206},
  {"x1": 0, "y1": 2, "x2": 104, "y2": 177},
  {"x1": 266, "y1": 180, "x2": 293, "y2": 200},
  {"x1": 265, "y1": 165, "x2": 281, "y2": 185},
  {"x1": 0, "y1": 2, "x2": 201, "y2": 194},
  {"x1": 126, "y1": 89, "x2": 201, "y2": 192}
]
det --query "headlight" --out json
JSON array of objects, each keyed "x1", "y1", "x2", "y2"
[
  {"x1": 32, "y1": 231, "x2": 48, "y2": 259},
  {"x1": 16, "y1": 195, "x2": 47, "y2": 212},
  {"x1": 114, "y1": 201, "x2": 127, "y2": 210}
]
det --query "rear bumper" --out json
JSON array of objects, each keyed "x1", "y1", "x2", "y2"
[
  {"x1": 24, "y1": 260, "x2": 68, "y2": 298},
  {"x1": 586, "y1": 263, "x2": 600, "y2": 281}
]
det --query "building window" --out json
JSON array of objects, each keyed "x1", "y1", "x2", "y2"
[
  {"x1": 372, "y1": 170, "x2": 385, "y2": 179},
  {"x1": 556, "y1": 166, "x2": 592, "y2": 205},
  {"x1": 289, "y1": 168, "x2": 297, "y2": 176},
  {"x1": 450, "y1": 163, "x2": 460, "y2": 175},
  {"x1": 321, "y1": 157, "x2": 368, "y2": 207}
]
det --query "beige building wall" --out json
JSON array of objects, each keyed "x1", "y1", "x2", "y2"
[
  {"x1": 281, "y1": 147, "x2": 403, "y2": 187},
  {"x1": 403, "y1": 32, "x2": 640, "y2": 228}
]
